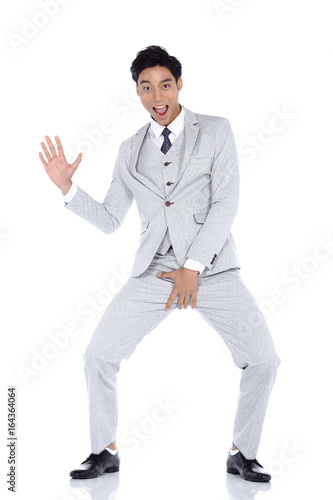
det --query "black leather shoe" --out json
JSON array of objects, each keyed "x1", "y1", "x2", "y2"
[
  {"x1": 70, "y1": 449, "x2": 120, "y2": 479},
  {"x1": 226, "y1": 450, "x2": 271, "y2": 482}
]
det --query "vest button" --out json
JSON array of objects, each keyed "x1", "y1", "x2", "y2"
[
  {"x1": 164, "y1": 162, "x2": 171, "y2": 166},
  {"x1": 166, "y1": 182, "x2": 173, "y2": 186},
  {"x1": 165, "y1": 201, "x2": 171, "y2": 207}
]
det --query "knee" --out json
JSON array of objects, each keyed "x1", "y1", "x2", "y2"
[
  {"x1": 83, "y1": 344, "x2": 94, "y2": 364},
  {"x1": 82, "y1": 344, "x2": 103, "y2": 370},
  {"x1": 83, "y1": 349, "x2": 97, "y2": 373},
  {"x1": 263, "y1": 351, "x2": 281, "y2": 379},
  {"x1": 83, "y1": 346, "x2": 120, "y2": 374}
]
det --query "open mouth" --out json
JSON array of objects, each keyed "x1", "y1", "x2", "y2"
[{"x1": 153, "y1": 105, "x2": 168, "y2": 117}]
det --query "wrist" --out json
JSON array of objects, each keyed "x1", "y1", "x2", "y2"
[
  {"x1": 60, "y1": 181, "x2": 72, "y2": 196},
  {"x1": 183, "y1": 267, "x2": 199, "y2": 275}
]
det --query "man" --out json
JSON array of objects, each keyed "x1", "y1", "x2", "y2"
[{"x1": 39, "y1": 45, "x2": 280, "y2": 482}]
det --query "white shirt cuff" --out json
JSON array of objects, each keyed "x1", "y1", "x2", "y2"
[
  {"x1": 62, "y1": 182, "x2": 78, "y2": 203},
  {"x1": 183, "y1": 259, "x2": 206, "y2": 274}
]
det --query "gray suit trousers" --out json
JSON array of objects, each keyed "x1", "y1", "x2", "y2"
[{"x1": 83, "y1": 248, "x2": 280, "y2": 459}]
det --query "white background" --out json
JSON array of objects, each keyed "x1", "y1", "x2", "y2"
[{"x1": 1, "y1": 1, "x2": 333, "y2": 499}]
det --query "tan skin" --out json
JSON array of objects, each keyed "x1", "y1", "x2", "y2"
[
  {"x1": 38, "y1": 135, "x2": 79, "y2": 195},
  {"x1": 39, "y1": 65, "x2": 239, "y2": 453}
]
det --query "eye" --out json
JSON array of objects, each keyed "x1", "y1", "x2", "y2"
[
  {"x1": 143, "y1": 86, "x2": 151, "y2": 91},
  {"x1": 163, "y1": 84, "x2": 170, "y2": 88}
]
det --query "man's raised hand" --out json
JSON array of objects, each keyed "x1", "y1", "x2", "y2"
[{"x1": 39, "y1": 135, "x2": 82, "y2": 195}]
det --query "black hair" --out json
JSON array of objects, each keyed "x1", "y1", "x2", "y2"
[{"x1": 130, "y1": 45, "x2": 182, "y2": 84}]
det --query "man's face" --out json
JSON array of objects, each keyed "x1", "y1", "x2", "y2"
[{"x1": 136, "y1": 65, "x2": 183, "y2": 126}]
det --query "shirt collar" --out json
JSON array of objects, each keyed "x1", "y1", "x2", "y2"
[{"x1": 149, "y1": 104, "x2": 185, "y2": 140}]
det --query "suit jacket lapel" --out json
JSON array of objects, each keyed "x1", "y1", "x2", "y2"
[
  {"x1": 167, "y1": 106, "x2": 199, "y2": 198},
  {"x1": 129, "y1": 122, "x2": 165, "y2": 198}
]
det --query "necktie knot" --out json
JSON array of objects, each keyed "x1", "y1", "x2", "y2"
[
  {"x1": 162, "y1": 127, "x2": 171, "y2": 138},
  {"x1": 161, "y1": 128, "x2": 172, "y2": 154}
]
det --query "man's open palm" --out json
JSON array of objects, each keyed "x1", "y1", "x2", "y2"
[{"x1": 39, "y1": 135, "x2": 82, "y2": 194}]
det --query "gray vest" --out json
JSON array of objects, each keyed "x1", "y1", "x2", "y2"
[{"x1": 136, "y1": 128, "x2": 186, "y2": 255}]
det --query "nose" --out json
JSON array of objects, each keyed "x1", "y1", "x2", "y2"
[{"x1": 153, "y1": 88, "x2": 163, "y2": 102}]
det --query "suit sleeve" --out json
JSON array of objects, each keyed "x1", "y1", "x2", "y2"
[
  {"x1": 63, "y1": 141, "x2": 134, "y2": 234},
  {"x1": 186, "y1": 118, "x2": 239, "y2": 269}
]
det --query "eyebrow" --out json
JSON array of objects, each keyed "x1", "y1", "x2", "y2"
[{"x1": 138, "y1": 78, "x2": 173, "y2": 85}]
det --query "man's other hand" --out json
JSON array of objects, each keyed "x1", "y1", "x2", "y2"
[{"x1": 157, "y1": 267, "x2": 199, "y2": 311}]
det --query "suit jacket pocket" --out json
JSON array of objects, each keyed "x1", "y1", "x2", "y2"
[
  {"x1": 193, "y1": 211, "x2": 209, "y2": 224},
  {"x1": 140, "y1": 221, "x2": 150, "y2": 235}
]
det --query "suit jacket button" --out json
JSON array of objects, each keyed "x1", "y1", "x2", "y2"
[
  {"x1": 210, "y1": 260, "x2": 214, "y2": 265},
  {"x1": 165, "y1": 201, "x2": 171, "y2": 207},
  {"x1": 214, "y1": 254, "x2": 217, "y2": 257}
]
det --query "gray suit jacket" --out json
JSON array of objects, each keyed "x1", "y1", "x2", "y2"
[{"x1": 64, "y1": 106, "x2": 241, "y2": 277}]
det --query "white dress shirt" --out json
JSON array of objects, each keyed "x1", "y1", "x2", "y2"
[
  {"x1": 63, "y1": 104, "x2": 206, "y2": 274},
  {"x1": 148, "y1": 103, "x2": 185, "y2": 148}
]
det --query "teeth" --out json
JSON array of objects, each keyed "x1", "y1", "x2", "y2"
[{"x1": 155, "y1": 105, "x2": 167, "y2": 108}]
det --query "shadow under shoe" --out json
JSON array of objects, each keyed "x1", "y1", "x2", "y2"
[
  {"x1": 70, "y1": 449, "x2": 120, "y2": 479},
  {"x1": 226, "y1": 450, "x2": 271, "y2": 482}
]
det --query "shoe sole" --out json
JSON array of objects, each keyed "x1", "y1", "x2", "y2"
[
  {"x1": 70, "y1": 466, "x2": 120, "y2": 479},
  {"x1": 226, "y1": 467, "x2": 270, "y2": 482},
  {"x1": 105, "y1": 466, "x2": 119, "y2": 473}
]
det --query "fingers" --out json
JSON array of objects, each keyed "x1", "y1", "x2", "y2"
[
  {"x1": 166, "y1": 290, "x2": 193, "y2": 311},
  {"x1": 178, "y1": 293, "x2": 188, "y2": 310},
  {"x1": 55, "y1": 135, "x2": 64, "y2": 156},
  {"x1": 191, "y1": 291, "x2": 197, "y2": 309},
  {"x1": 40, "y1": 141, "x2": 52, "y2": 164},
  {"x1": 157, "y1": 271, "x2": 171, "y2": 278},
  {"x1": 178, "y1": 293, "x2": 193, "y2": 309},
  {"x1": 165, "y1": 289, "x2": 177, "y2": 311},
  {"x1": 72, "y1": 152, "x2": 83, "y2": 169},
  {"x1": 39, "y1": 135, "x2": 64, "y2": 167},
  {"x1": 38, "y1": 151, "x2": 47, "y2": 167},
  {"x1": 159, "y1": 269, "x2": 197, "y2": 311},
  {"x1": 45, "y1": 135, "x2": 57, "y2": 157}
]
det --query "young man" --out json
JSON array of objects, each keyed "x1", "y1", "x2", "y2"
[{"x1": 39, "y1": 45, "x2": 280, "y2": 482}]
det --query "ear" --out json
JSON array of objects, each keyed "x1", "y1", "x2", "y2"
[
  {"x1": 177, "y1": 77, "x2": 183, "y2": 91},
  {"x1": 136, "y1": 85, "x2": 140, "y2": 96}
]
